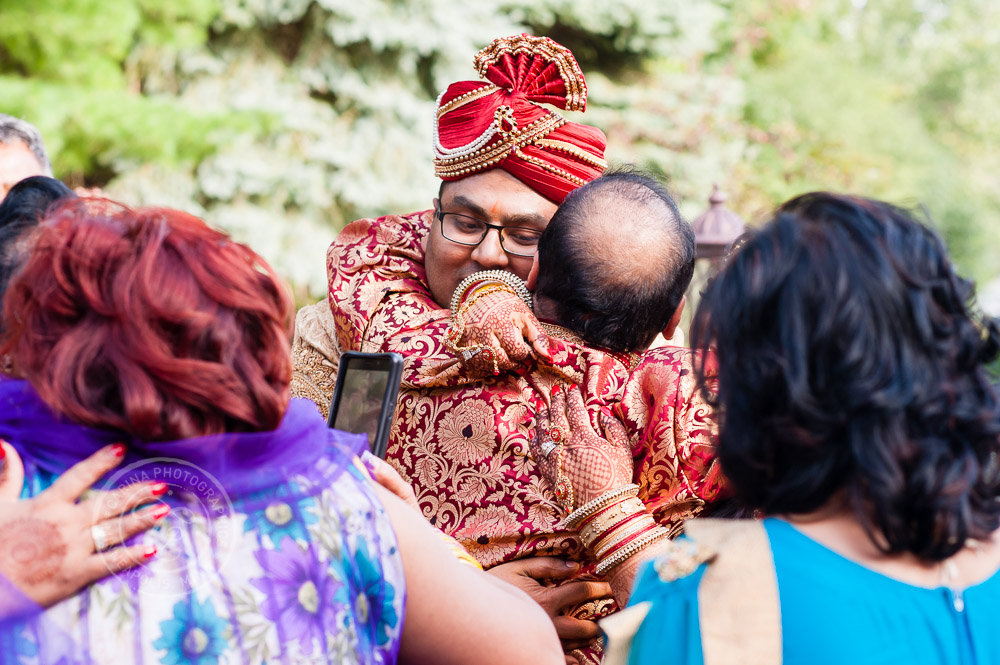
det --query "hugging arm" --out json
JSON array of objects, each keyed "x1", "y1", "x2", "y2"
[{"x1": 327, "y1": 215, "x2": 552, "y2": 386}]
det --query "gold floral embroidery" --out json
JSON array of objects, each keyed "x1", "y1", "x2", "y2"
[
  {"x1": 290, "y1": 301, "x2": 343, "y2": 419},
  {"x1": 320, "y1": 212, "x2": 727, "y2": 665},
  {"x1": 653, "y1": 537, "x2": 714, "y2": 582},
  {"x1": 437, "y1": 399, "x2": 498, "y2": 465}
]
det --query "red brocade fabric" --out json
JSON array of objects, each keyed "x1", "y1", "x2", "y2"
[
  {"x1": 434, "y1": 34, "x2": 607, "y2": 204},
  {"x1": 325, "y1": 212, "x2": 726, "y2": 664}
]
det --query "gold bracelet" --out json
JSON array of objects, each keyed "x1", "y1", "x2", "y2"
[
  {"x1": 578, "y1": 497, "x2": 649, "y2": 550},
  {"x1": 456, "y1": 284, "x2": 513, "y2": 318},
  {"x1": 595, "y1": 527, "x2": 670, "y2": 577},
  {"x1": 593, "y1": 514, "x2": 657, "y2": 560},
  {"x1": 449, "y1": 270, "x2": 532, "y2": 312},
  {"x1": 564, "y1": 485, "x2": 640, "y2": 530}
]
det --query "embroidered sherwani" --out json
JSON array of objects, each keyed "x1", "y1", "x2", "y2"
[{"x1": 299, "y1": 210, "x2": 724, "y2": 664}]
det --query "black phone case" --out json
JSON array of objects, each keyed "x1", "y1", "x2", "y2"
[{"x1": 326, "y1": 351, "x2": 404, "y2": 458}]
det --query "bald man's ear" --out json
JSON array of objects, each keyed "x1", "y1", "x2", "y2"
[
  {"x1": 661, "y1": 296, "x2": 686, "y2": 342},
  {"x1": 526, "y1": 253, "x2": 540, "y2": 291}
]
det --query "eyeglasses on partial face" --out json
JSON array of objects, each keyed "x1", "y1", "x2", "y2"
[{"x1": 434, "y1": 209, "x2": 542, "y2": 258}]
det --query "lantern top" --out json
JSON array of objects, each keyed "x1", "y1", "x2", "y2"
[{"x1": 692, "y1": 184, "x2": 745, "y2": 258}]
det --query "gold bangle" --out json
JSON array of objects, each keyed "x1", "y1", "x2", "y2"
[
  {"x1": 456, "y1": 285, "x2": 513, "y2": 318},
  {"x1": 578, "y1": 497, "x2": 648, "y2": 549},
  {"x1": 593, "y1": 515, "x2": 657, "y2": 560},
  {"x1": 449, "y1": 270, "x2": 532, "y2": 312},
  {"x1": 564, "y1": 485, "x2": 640, "y2": 530},
  {"x1": 595, "y1": 527, "x2": 670, "y2": 577}
]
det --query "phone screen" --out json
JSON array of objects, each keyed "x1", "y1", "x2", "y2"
[
  {"x1": 332, "y1": 361, "x2": 391, "y2": 449},
  {"x1": 328, "y1": 353, "x2": 403, "y2": 458}
]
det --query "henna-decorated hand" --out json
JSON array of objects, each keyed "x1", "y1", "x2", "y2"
[
  {"x1": 532, "y1": 385, "x2": 635, "y2": 510},
  {"x1": 0, "y1": 441, "x2": 167, "y2": 612},
  {"x1": 458, "y1": 288, "x2": 552, "y2": 374}
]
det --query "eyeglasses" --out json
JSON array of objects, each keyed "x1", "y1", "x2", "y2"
[{"x1": 434, "y1": 210, "x2": 542, "y2": 258}]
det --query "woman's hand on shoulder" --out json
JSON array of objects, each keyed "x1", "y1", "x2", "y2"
[{"x1": 0, "y1": 441, "x2": 168, "y2": 611}]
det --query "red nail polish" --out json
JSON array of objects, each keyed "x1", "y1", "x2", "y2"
[
  {"x1": 152, "y1": 504, "x2": 170, "y2": 520},
  {"x1": 150, "y1": 482, "x2": 169, "y2": 496},
  {"x1": 111, "y1": 443, "x2": 126, "y2": 458},
  {"x1": 143, "y1": 545, "x2": 157, "y2": 559},
  {"x1": 0, "y1": 444, "x2": 6, "y2": 461},
  {"x1": 552, "y1": 385, "x2": 561, "y2": 396}
]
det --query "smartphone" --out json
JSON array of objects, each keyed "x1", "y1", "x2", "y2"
[{"x1": 327, "y1": 351, "x2": 404, "y2": 458}]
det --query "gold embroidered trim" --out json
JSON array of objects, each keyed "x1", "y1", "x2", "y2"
[
  {"x1": 534, "y1": 139, "x2": 608, "y2": 170},
  {"x1": 600, "y1": 602, "x2": 653, "y2": 665},
  {"x1": 607, "y1": 350, "x2": 643, "y2": 372},
  {"x1": 290, "y1": 342, "x2": 338, "y2": 420},
  {"x1": 289, "y1": 303, "x2": 342, "y2": 420},
  {"x1": 652, "y1": 537, "x2": 714, "y2": 582},
  {"x1": 513, "y1": 148, "x2": 586, "y2": 186},
  {"x1": 434, "y1": 113, "x2": 566, "y2": 178},
  {"x1": 473, "y1": 34, "x2": 587, "y2": 111},
  {"x1": 540, "y1": 322, "x2": 584, "y2": 345},
  {"x1": 685, "y1": 519, "x2": 782, "y2": 665},
  {"x1": 436, "y1": 84, "x2": 501, "y2": 118}
]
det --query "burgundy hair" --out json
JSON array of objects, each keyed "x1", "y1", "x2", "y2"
[{"x1": 0, "y1": 199, "x2": 294, "y2": 440}]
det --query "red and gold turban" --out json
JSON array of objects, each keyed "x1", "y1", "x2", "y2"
[{"x1": 433, "y1": 34, "x2": 608, "y2": 204}]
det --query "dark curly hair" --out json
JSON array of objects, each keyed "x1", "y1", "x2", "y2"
[{"x1": 692, "y1": 192, "x2": 1000, "y2": 561}]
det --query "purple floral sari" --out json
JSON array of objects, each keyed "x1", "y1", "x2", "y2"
[{"x1": 0, "y1": 378, "x2": 406, "y2": 665}]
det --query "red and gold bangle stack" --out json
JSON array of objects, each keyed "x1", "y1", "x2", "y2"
[
  {"x1": 444, "y1": 270, "x2": 532, "y2": 375},
  {"x1": 565, "y1": 484, "x2": 670, "y2": 577},
  {"x1": 449, "y1": 270, "x2": 532, "y2": 313}
]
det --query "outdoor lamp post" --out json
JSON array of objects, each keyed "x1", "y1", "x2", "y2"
[
  {"x1": 691, "y1": 184, "x2": 746, "y2": 260},
  {"x1": 677, "y1": 184, "x2": 747, "y2": 346}
]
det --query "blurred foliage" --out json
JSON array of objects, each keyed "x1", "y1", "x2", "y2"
[
  {"x1": 1, "y1": 0, "x2": 997, "y2": 298},
  {"x1": 726, "y1": 0, "x2": 1000, "y2": 283}
]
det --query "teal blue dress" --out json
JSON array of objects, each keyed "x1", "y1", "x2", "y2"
[{"x1": 626, "y1": 517, "x2": 1000, "y2": 665}]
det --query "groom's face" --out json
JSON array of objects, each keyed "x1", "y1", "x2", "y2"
[{"x1": 425, "y1": 169, "x2": 556, "y2": 309}]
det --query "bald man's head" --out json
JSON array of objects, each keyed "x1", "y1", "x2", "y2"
[{"x1": 535, "y1": 168, "x2": 694, "y2": 352}]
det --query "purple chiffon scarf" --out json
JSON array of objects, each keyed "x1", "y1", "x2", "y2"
[{"x1": 0, "y1": 378, "x2": 367, "y2": 510}]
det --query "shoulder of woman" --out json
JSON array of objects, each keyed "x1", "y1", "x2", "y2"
[
  {"x1": 641, "y1": 519, "x2": 770, "y2": 590},
  {"x1": 602, "y1": 538, "x2": 714, "y2": 665},
  {"x1": 618, "y1": 536, "x2": 716, "y2": 613},
  {"x1": 646, "y1": 535, "x2": 715, "y2": 588}
]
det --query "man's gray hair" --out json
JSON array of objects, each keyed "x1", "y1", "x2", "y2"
[{"x1": 0, "y1": 114, "x2": 53, "y2": 176}]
